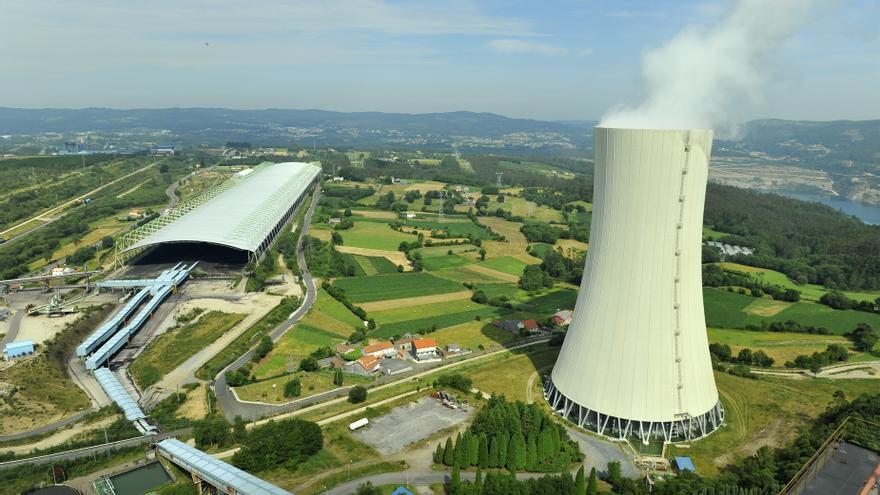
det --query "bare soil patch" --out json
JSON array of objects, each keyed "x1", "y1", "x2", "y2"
[{"x1": 334, "y1": 245, "x2": 411, "y2": 269}]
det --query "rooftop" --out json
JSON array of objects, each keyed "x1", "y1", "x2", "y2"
[
  {"x1": 156, "y1": 438, "x2": 292, "y2": 495},
  {"x1": 413, "y1": 338, "x2": 437, "y2": 350},
  {"x1": 126, "y1": 162, "x2": 320, "y2": 254},
  {"x1": 363, "y1": 341, "x2": 393, "y2": 354},
  {"x1": 4, "y1": 340, "x2": 34, "y2": 351}
]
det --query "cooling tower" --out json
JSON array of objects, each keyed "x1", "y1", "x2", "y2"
[{"x1": 546, "y1": 127, "x2": 723, "y2": 443}]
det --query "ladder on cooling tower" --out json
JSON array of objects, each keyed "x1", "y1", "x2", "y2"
[{"x1": 672, "y1": 135, "x2": 692, "y2": 415}]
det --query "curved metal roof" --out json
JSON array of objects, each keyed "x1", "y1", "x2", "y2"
[
  {"x1": 94, "y1": 368, "x2": 146, "y2": 421},
  {"x1": 126, "y1": 162, "x2": 320, "y2": 254}
]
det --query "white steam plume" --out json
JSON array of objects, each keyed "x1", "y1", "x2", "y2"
[{"x1": 600, "y1": 0, "x2": 815, "y2": 132}]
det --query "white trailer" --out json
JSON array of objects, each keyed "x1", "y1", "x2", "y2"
[{"x1": 349, "y1": 418, "x2": 369, "y2": 431}]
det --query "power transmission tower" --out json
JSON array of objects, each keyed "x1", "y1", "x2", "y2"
[
  {"x1": 438, "y1": 191, "x2": 445, "y2": 224},
  {"x1": 496, "y1": 172, "x2": 503, "y2": 188},
  {"x1": 528, "y1": 202, "x2": 535, "y2": 217}
]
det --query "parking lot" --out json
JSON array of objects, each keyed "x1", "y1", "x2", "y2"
[{"x1": 354, "y1": 396, "x2": 473, "y2": 455}]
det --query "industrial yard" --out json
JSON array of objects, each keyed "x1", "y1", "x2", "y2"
[{"x1": 0, "y1": 141, "x2": 877, "y2": 495}]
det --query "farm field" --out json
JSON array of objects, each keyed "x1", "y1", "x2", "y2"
[
  {"x1": 475, "y1": 283, "x2": 520, "y2": 300},
  {"x1": 371, "y1": 299, "x2": 497, "y2": 325},
  {"x1": 478, "y1": 256, "x2": 528, "y2": 277},
  {"x1": 130, "y1": 311, "x2": 246, "y2": 388},
  {"x1": 334, "y1": 245, "x2": 410, "y2": 269},
  {"x1": 433, "y1": 264, "x2": 517, "y2": 284},
  {"x1": 717, "y1": 262, "x2": 880, "y2": 303},
  {"x1": 331, "y1": 272, "x2": 464, "y2": 303},
  {"x1": 473, "y1": 216, "x2": 540, "y2": 262},
  {"x1": 372, "y1": 305, "x2": 511, "y2": 339},
  {"x1": 358, "y1": 290, "x2": 472, "y2": 312},
  {"x1": 703, "y1": 288, "x2": 880, "y2": 334},
  {"x1": 668, "y1": 372, "x2": 880, "y2": 477},
  {"x1": 339, "y1": 253, "x2": 398, "y2": 276},
  {"x1": 338, "y1": 220, "x2": 417, "y2": 251},
  {"x1": 471, "y1": 195, "x2": 564, "y2": 223},
  {"x1": 421, "y1": 254, "x2": 471, "y2": 271},
  {"x1": 252, "y1": 292, "x2": 363, "y2": 379},
  {"x1": 400, "y1": 218, "x2": 492, "y2": 239},
  {"x1": 706, "y1": 327, "x2": 856, "y2": 365},
  {"x1": 702, "y1": 226, "x2": 728, "y2": 240},
  {"x1": 414, "y1": 243, "x2": 478, "y2": 258},
  {"x1": 517, "y1": 288, "x2": 578, "y2": 314}
]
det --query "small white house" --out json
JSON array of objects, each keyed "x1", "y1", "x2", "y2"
[{"x1": 405, "y1": 212, "x2": 417, "y2": 219}]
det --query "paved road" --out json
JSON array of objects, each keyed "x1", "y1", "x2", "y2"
[
  {"x1": 214, "y1": 187, "x2": 322, "y2": 421},
  {"x1": 0, "y1": 309, "x2": 24, "y2": 347}
]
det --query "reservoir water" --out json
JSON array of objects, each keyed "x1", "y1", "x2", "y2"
[{"x1": 779, "y1": 192, "x2": 880, "y2": 225}]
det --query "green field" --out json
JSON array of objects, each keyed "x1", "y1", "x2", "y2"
[
  {"x1": 476, "y1": 283, "x2": 520, "y2": 300},
  {"x1": 479, "y1": 256, "x2": 528, "y2": 277},
  {"x1": 702, "y1": 226, "x2": 728, "y2": 240},
  {"x1": 332, "y1": 272, "x2": 464, "y2": 303},
  {"x1": 421, "y1": 254, "x2": 471, "y2": 271},
  {"x1": 517, "y1": 288, "x2": 578, "y2": 314},
  {"x1": 401, "y1": 218, "x2": 492, "y2": 239},
  {"x1": 528, "y1": 242, "x2": 555, "y2": 258},
  {"x1": 413, "y1": 243, "x2": 478, "y2": 258},
  {"x1": 372, "y1": 299, "x2": 494, "y2": 324},
  {"x1": 433, "y1": 265, "x2": 514, "y2": 284},
  {"x1": 341, "y1": 254, "x2": 398, "y2": 276},
  {"x1": 703, "y1": 287, "x2": 880, "y2": 334},
  {"x1": 339, "y1": 220, "x2": 417, "y2": 251},
  {"x1": 372, "y1": 306, "x2": 512, "y2": 338},
  {"x1": 717, "y1": 262, "x2": 880, "y2": 303},
  {"x1": 430, "y1": 320, "x2": 518, "y2": 349},
  {"x1": 235, "y1": 369, "x2": 371, "y2": 404},
  {"x1": 707, "y1": 327, "x2": 856, "y2": 365},
  {"x1": 130, "y1": 311, "x2": 245, "y2": 388}
]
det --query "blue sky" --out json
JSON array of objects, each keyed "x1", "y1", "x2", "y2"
[{"x1": 1, "y1": 0, "x2": 877, "y2": 121}]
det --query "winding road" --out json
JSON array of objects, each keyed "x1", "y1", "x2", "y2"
[{"x1": 213, "y1": 186, "x2": 322, "y2": 421}]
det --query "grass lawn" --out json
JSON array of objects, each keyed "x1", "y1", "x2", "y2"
[
  {"x1": 430, "y1": 321, "x2": 518, "y2": 349},
  {"x1": 130, "y1": 311, "x2": 246, "y2": 388},
  {"x1": 255, "y1": 325, "x2": 347, "y2": 378},
  {"x1": 332, "y1": 272, "x2": 464, "y2": 303},
  {"x1": 339, "y1": 220, "x2": 417, "y2": 251},
  {"x1": 313, "y1": 289, "x2": 367, "y2": 329},
  {"x1": 716, "y1": 262, "x2": 880, "y2": 303},
  {"x1": 479, "y1": 256, "x2": 528, "y2": 277},
  {"x1": 703, "y1": 288, "x2": 880, "y2": 334},
  {"x1": 707, "y1": 327, "x2": 857, "y2": 365},
  {"x1": 421, "y1": 254, "x2": 471, "y2": 271},
  {"x1": 703, "y1": 226, "x2": 728, "y2": 240},
  {"x1": 234, "y1": 369, "x2": 371, "y2": 404},
  {"x1": 668, "y1": 372, "x2": 879, "y2": 476},
  {"x1": 469, "y1": 347, "x2": 560, "y2": 401}
]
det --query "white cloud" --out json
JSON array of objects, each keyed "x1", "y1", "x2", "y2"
[
  {"x1": 577, "y1": 48, "x2": 593, "y2": 57},
  {"x1": 486, "y1": 39, "x2": 567, "y2": 55}
]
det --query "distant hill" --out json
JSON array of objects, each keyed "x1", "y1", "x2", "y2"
[
  {"x1": 723, "y1": 119, "x2": 880, "y2": 168},
  {"x1": 0, "y1": 107, "x2": 581, "y2": 138}
]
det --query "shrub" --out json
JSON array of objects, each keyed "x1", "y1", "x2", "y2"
[{"x1": 349, "y1": 385, "x2": 368, "y2": 403}]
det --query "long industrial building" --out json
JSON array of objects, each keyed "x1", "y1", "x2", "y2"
[
  {"x1": 546, "y1": 127, "x2": 723, "y2": 443},
  {"x1": 116, "y1": 161, "x2": 321, "y2": 263}
]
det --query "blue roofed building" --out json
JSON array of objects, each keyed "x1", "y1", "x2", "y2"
[
  {"x1": 391, "y1": 487, "x2": 414, "y2": 495},
  {"x1": 4, "y1": 340, "x2": 34, "y2": 359},
  {"x1": 674, "y1": 455, "x2": 696, "y2": 473}
]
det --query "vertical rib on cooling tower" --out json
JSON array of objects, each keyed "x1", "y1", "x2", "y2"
[{"x1": 546, "y1": 127, "x2": 723, "y2": 444}]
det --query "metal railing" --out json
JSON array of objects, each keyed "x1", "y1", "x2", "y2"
[{"x1": 779, "y1": 416, "x2": 880, "y2": 495}]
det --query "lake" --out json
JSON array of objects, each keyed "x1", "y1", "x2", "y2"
[{"x1": 780, "y1": 192, "x2": 880, "y2": 225}]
